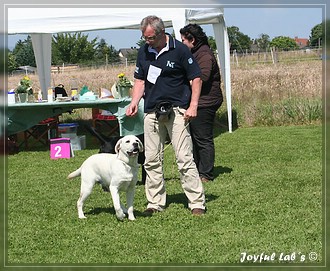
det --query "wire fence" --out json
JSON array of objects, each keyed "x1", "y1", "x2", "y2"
[
  {"x1": 229, "y1": 48, "x2": 322, "y2": 66},
  {"x1": 10, "y1": 48, "x2": 322, "y2": 77},
  {"x1": 56, "y1": 48, "x2": 323, "y2": 72}
]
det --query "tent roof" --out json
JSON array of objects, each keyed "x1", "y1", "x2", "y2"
[
  {"x1": 7, "y1": 7, "x2": 232, "y2": 133},
  {"x1": 8, "y1": 8, "x2": 224, "y2": 34}
]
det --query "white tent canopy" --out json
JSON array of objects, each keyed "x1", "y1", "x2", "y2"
[{"x1": 8, "y1": 7, "x2": 232, "y2": 132}]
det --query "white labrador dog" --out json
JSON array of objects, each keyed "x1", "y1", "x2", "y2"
[{"x1": 67, "y1": 135, "x2": 143, "y2": 221}]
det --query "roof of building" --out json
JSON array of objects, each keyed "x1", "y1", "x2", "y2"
[
  {"x1": 294, "y1": 37, "x2": 309, "y2": 48},
  {"x1": 118, "y1": 48, "x2": 138, "y2": 58}
]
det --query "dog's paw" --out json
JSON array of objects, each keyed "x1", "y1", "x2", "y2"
[
  {"x1": 115, "y1": 211, "x2": 126, "y2": 221},
  {"x1": 79, "y1": 215, "x2": 87, "y2": 219},
  {"x1": 121, "y1": 205, "x2": 128, "y2": 214},
  {"x1": 128, "y1": 215, "x2": 136, "y2": 221}
]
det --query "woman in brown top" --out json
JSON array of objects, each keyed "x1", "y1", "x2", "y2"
[{"x1": 180, "y1": 24, "x2": 223, "y2": 182}]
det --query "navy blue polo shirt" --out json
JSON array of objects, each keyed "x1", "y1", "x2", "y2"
[{"x1": 134, "y1": 34, "x2": 201, "y2": 112}]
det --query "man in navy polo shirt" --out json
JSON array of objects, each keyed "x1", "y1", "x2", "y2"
[{"x1": 126, "y1": 15, "x2": 206, "y2": 216}]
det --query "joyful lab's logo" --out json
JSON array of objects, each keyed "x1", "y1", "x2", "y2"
[{"x1": 240, "y1": 252, "x2": 318, "y2": 263}]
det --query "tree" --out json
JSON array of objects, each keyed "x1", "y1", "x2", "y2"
[
  {"x1": 12, "y1": 36, "x2": 36, "y2": 67},
  {"x1": 94, "y1": 38, "x2": 121, "y2": 64},
  {"x1": 52, "y1": 32, "x2": 98, "y2": 64},
  {"x1": 95, "y1": 38, "x2": 110, "y2": 60},
  {"x1": 8, "y1": 51, "x2": 18, "y2": 73},
  {"x1": 309, "y1": 23, "x2": 323, "y2": 48},
  {"x1": 254, "y1": 33, "x2": 270, "y2": 51},
  {"x1": 269, "y1": 36, "x2": 299, "y2": 51},
  {"x1": 227, "y1": 26, "x2": 252, "y2": 53},
  {"x1": 12, "y1": 39, "x2": 25, "y2": 54},
  {"x1": 107, "y1": 45, "x2": 120, "y2": 63},
  {"x1": 1, "y1": 49, "x2": 5, "y2": 74},
  {"x1": 208, "y1": 36, "x2": 217, "y2": 51},
  {"x1": 136, "y1": 38, "x2": 145, "y2": 48}
]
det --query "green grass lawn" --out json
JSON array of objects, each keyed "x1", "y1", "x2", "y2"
[{"x1": 6, "y1": 124, "x2": 323, "y2": 266}]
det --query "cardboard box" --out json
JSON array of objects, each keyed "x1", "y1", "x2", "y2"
[{"x1": 79, "y1": 94, "x2": 98, "y2": 101}]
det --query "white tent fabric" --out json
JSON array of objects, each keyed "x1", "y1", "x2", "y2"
[{"x1": 8, "y1": 7, "x2": 232, "y2": 132}]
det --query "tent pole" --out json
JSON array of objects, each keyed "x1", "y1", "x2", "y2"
[
  {"x1": 212, "y1": 23, "x2": 232, "y2": 133},
  {"x1": 31, "y1": 33, "x2": 52, "y2": 100}
]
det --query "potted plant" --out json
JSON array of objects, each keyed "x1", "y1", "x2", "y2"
[
  {"x1": 115, "y1": 73, "x2": 133, "y2": 98},
  {"x1": 15, "y1": 75, "x2": 33, "y2": 103}
]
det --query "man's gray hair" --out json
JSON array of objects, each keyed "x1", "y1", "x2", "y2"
[{"x1": 140, "y1": 15, "x2": 165, "y2": 35}]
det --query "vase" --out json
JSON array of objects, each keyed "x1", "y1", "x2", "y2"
[
  {"x1": 28, "y1": 94, "x2": 35, "y2": 103},
  {"x1": 118, "y1": 86, "x2": 131, "y2": 98},
  {"x1": 17, "y1": 93, "x2": 28, "y2": 103}
]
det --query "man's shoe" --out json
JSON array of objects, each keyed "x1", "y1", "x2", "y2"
[
  {"x1": 201, "y1": 177, "x2": 210, "y2": 183},
  {"x1": 143, "y1": 208, "x2": 159, "y2": 216},
  {"x1": 192, "y1": 208, "x2": 205, "y2": 216}
]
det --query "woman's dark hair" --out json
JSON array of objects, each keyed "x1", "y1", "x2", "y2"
[{"x1": 179, "y1": 23, "x2": 209, "y2": 47}]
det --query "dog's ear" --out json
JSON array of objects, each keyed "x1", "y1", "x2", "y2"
[
  {"x1": 137, "y1": 138, "x2": 144, "y2": 152},
  {"x1": 114, "y1": 138, "x2": 122, "y2": 154}
]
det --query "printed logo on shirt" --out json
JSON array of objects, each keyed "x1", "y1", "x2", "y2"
[
  {"x1": 135, "y1": 66, "x2": 139, "y2": 73},
  {"x1": 188, "y1": 58, "x2": 193, "y2": 64},
  {"x1": 166, "y1": 61, "x2": 175, "y2": 68}
]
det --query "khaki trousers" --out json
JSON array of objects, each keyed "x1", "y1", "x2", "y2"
[{"x1": 144, "y1": 107, "x2": 206, "y2": 211}]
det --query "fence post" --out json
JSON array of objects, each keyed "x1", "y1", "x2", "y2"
[
  {"x1": 271, "y1": 47, "x2": 278, "y2": 65},
  {"x1": 232, "y1": 50, "x2": 239, "y2": 67}
]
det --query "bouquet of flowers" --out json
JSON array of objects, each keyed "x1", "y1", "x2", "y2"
[
  {"x1": 116, "y1": 73, "x2": 133, "y2": 88},
  {"x1": 15, "y1": 75, "x2": 33, "y2": 95},
  {"x1": 114, "y1": 73, "x2": 132, "y2": 98}
]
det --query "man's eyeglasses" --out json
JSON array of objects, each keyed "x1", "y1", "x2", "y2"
[{"x1": 141, "y1": 32, "x2": 161, "y2": 41}]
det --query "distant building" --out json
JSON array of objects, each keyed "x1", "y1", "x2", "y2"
[
  {"x1": 118, "y1": 48, "x2": 138, "y2": 59},
  {"x1": 11, "y1": 65, "x2": 37, "y2": 75},
  {"x1": 294, "y1": 37, "x2": 309, "y2": 49}
]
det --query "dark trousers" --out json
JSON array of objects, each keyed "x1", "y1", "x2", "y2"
[{"x1": 189, "y1": 106, "x2": 218, "y2": 180}]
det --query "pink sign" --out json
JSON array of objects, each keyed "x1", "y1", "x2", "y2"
[{"x1": 50, "y1": 138, "x2": 73, "y2": 159}]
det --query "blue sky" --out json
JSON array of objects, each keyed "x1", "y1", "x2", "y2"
[{"x1": 6, "y1": 7, "x2": 323, "y2": 50}]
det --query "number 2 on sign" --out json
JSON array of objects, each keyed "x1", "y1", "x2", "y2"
[{"x1": 54, "y1": 145, "x2": 62, "y2": 157}]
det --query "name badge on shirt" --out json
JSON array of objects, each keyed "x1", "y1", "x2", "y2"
[{"x1": 147, "y1": 65, "x2": 162, "y2": 84}]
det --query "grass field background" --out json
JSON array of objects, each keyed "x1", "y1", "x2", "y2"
[
  {"x1": 6, "y1": 56, "x2": 324, "y2": 267},
  {"x1": 6, "y1": 124, "x2": 323, "y2": 266}
]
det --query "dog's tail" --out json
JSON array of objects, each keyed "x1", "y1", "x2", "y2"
[{"x1": 67, "y1": 168, "x2": 82, "y2": 179}]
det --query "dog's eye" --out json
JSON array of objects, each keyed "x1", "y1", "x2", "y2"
[{"x1": 125, "y1": 140, "x2": 130, "y2": 143}]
